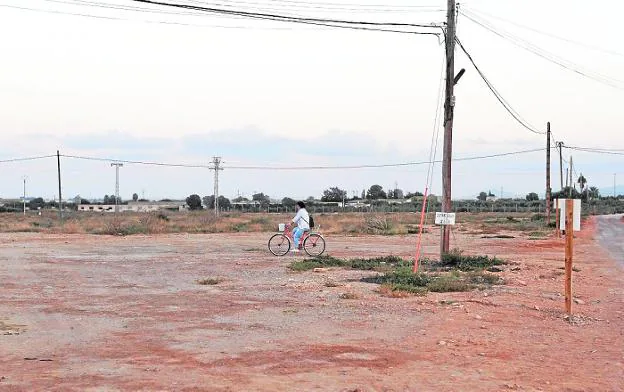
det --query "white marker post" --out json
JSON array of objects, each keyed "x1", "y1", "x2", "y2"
[
  {"x1": 436, "y1": 213, "x2": 456, "y2": 256},
  {"x1": 435, "y1": 212, "x2": 456, "y2": 226}
]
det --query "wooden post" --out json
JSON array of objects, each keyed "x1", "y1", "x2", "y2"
[
  {"x1": 565, "y1": 199, "x2": 574, "y2": 315},
  {"x1": 555, "y1": 198, "x2": 560, "y2": 238},
  {"x1": 440, "y1": 0, "x2": 457, "y2": 258}
]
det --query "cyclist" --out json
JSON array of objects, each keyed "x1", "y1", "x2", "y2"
[{"x1": 285, "y1": 201, "x2": 310, "y2": 252}]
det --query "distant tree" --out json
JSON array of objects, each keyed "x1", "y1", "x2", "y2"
[
  {"x1": 366, "y1": 185, "x2": 387, "y2": 200},
  {"x1": 186, "y1": 194, "x2": 203, "y2": 210},
  {"x1": 405, "y1": 191, "x2": 424, "y2": 199},
  {"x1": 552, "y1": 187, "x2": 582, "y2": 200},
  {"x1": 587, "y1": 186, "x2": 600, "y2": 199},
  {"x1": 577, "y1": 174, "x2": 587, "y2": 192},
  {"x1": 218, "y1": 196, "x2": 231, "y2": 210},
  {"x1": 80, "y1": 199, "x2": 91, "y2": 205},
  {"x1": 388, "y1": 188, "x2": 404, "y2": 199},
  {"x1": 526, "y1": 192, "x2": 539, "y2": 201},
  {"x1": 160, "y1": 199, "x2": 173, "y2": 202},
  {"x1": 73, "y1": 195, "x2": 82, "y2": 205},
  {"x1": 477, "y1": 192, "x2": 488, "y2": 201},
  {"x1": 138, "y1": 198, "x2": 149, "y2": 202},
  {"x1": 252, "y1": 193, "x2": 271, "y2": 206},
  {"x1": 203, "y1": 195, "x2": 231, "y2": 210},
  {"x1": 282, "y1": 197, "x2": 297, "y2": 208},
  {"x1": 306, "y1": 196, "x2": 315, "y2": 202},
  {"x1": 104, "y1": 193, "x2": 121, "y2": 204},
  {"x1": 132, "y1": 193, "x2": 139, "y2": 202},
  {"x1": 232, "y1": 196, "x2": 248, "y2": 203},
  {"x1": 321, "y1": 187, "x2": 347, "y2": 202},
  {"x1": 202, "y1": 195, "x2": 215, "y2": 209},
  {"x1": 361, "y1": 190, "x2": 366, "y2": 199},
  {"x1": 28, "y1": 197, "x2": 45, "y2": 210}
]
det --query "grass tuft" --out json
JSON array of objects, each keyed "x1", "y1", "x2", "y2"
[
  {"x1": 289, "y1": 255, "x2": 412, "y2": 272},
  {"x1": 362, "y1": 264, "x2": 503, "y2": 295},
  {"x1": 431, "y1": 249, "x2": 505, "y2": 271},
  {"x1": 197, "y1": 277, "x2": 223, "y2": 285},
  {"x1": 289, "y1": 255, "x2": 347, "y2": 271},
  {"x1": 339, "y1": 292, "x2": 359, "y2": 300}
]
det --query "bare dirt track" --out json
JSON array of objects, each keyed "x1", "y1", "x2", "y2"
[{"x1": 1, "y1": 218, "x2": 623, "y2": 391}]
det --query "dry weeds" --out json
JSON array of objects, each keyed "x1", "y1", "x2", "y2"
[{"x1": 0, "y1": 211, "x2": 546, "y2": 237}]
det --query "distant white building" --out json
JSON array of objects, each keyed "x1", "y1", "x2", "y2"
[{"x1": 77, "y1": 201, "x2": 187, "y2": 213}]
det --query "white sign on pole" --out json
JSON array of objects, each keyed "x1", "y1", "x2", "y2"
[
  {"x1": 557, "y1": 199, "x2": 581, "y2": 231},
  {"x1": 435, "y1": 212, "x2": 456, "y2": 225}
]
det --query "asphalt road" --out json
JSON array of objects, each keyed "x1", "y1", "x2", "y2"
[{"x1": 596, "y1": 214, "x2": 624, "y2": 267}]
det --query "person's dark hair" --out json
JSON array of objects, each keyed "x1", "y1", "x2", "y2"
[{"x1": 297, "y1": 201, "x2": 305, "y2": 209}]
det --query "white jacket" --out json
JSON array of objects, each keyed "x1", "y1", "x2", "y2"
[{"x1": 292, "y1": 208, "x2": 310, "y2": 230}]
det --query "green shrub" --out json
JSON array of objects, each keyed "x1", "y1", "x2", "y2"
[{"x1": 436, "y1": 249, "x2": 505, "y2": 271}]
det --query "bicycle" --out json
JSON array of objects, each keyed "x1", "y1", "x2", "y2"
[{"x1": 268, "y1": 224, "x2": 326, "y2": 257}]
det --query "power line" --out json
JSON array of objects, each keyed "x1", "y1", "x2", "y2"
[
  {"x1": 41, "y1": 0, "x2": 231, "y2": 18},
  {"x1": 185, "y1": 0, "x2": 446, "y2": 14},
  {"x1": 0, "y1": 3, "x2": 285, "y2": 28},
  {"x1": 55, "y1": 147, "x2": 550, "y2": 170},
  {"x1": 0, "y1": 2, "x2": 303, "y2": 29},
  {"x1": 60, "y1": 154, "x2": 212, "y2": 168},
  {"x1": 460, "y1": 10, "x2": 624, "y2": 90},
  {"x1": 563, "y1": 146, "x2": 624, "y2": 156},
  {"x1": 464, "y1": 7, "x2": 624, "y2": 58},
  {"x1": 455, "y1": 37, "x2": 545, "y2": 135},
  {"x1": 0, "y1": 154, "x2": 57, "y2": 163},
  {"x1": 236, "y1": 0, "x2": 442, "y2": 9},
  {"x1": 224, "y1": 147, "x2": 550, "y2": 170},
  {"x1": 129, "y1": 0, "x2": 443, "y2": 35}
]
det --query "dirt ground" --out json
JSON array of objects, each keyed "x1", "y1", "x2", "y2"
[{"x1": 1, "y1": 217, "x2": 622, "y2": 391}]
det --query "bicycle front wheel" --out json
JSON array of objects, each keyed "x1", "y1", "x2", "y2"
[
  {"x1": 268, "y1": 234, "x2": 291, "y2": 256},
  {"x1": 303, "y1": 234, "x2": 326, "y2": 257}
]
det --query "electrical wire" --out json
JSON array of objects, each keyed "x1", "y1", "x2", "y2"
[
  {"x1": 55, "y1": 147, "x2": 550, "y2": 170},
  {"x1": 60, "y1": 154, "x2": 213, "y2": 168},
  {"x1": 41, "y1": 0, "x2": 234, "y2": 18},
  {"x1": 185, "y1": 0, "x2": 446, "y2": 14},
  {"x1": 460, "y1": 10, "x2": 624, "y2": 90},
  {"x1": 464, "y1": 7, "x2": 624, "y2": 58},
  {"x1": 423, "y1": 51, "x2": 446, "y2": 221},
  {"x1": 455, "y1": 37, "x2": 545, "y2": 135},
  {"x1": 130, "y1": 0, "x2": 443, "y2": 35},
  {"x1": 222, "y1": 147, "x2": 550, "y2": 170},
  {"x1": 0, "y1": 3, "x2": 296, "y2": 29},
  {"x1": 0, "y1": 155, "x2": 57, "y2": 163},
  {"x1": 563, "y1": 146, "x2": 624, "y2": 156},
  {"x1": 240, "y1": 0, "x2": 442, "y2": 9}
]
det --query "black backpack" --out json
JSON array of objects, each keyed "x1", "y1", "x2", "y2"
[{"x1": 308, "y1": 215, "x2": 315, "y2": 228}]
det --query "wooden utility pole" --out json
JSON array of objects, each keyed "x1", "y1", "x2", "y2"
[
  {"x1": 440, "y1": 0, "x2": 457, "y2": 257},
  {"x1": 564, "y1": 199, "x2": 574, "y2": 315},
  {"x1": 546, "y1": 122, "x2": 551, "y2": 224},
  {"x1": 557, "y1": 142, "x2": 564, "y2": 191}
]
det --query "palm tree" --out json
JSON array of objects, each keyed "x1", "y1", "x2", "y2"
[
  {"x1": 577, "y1": 173, "x2": 587, "y2": 192},
  {"x1": 588, "y1": 186, "x2": 600, "y2": 200}
]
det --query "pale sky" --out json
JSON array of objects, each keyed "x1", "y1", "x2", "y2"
[{"x1": 1, "y1": 0, "x2": 623, "y2": 201}]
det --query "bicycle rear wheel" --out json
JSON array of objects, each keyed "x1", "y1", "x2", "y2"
[
  {"x1": 303, "y1": 234, "x2": 326, "y2": 257},
  {"x1": 268, "y1": 234, "x2": 291, "y2": 256}
]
